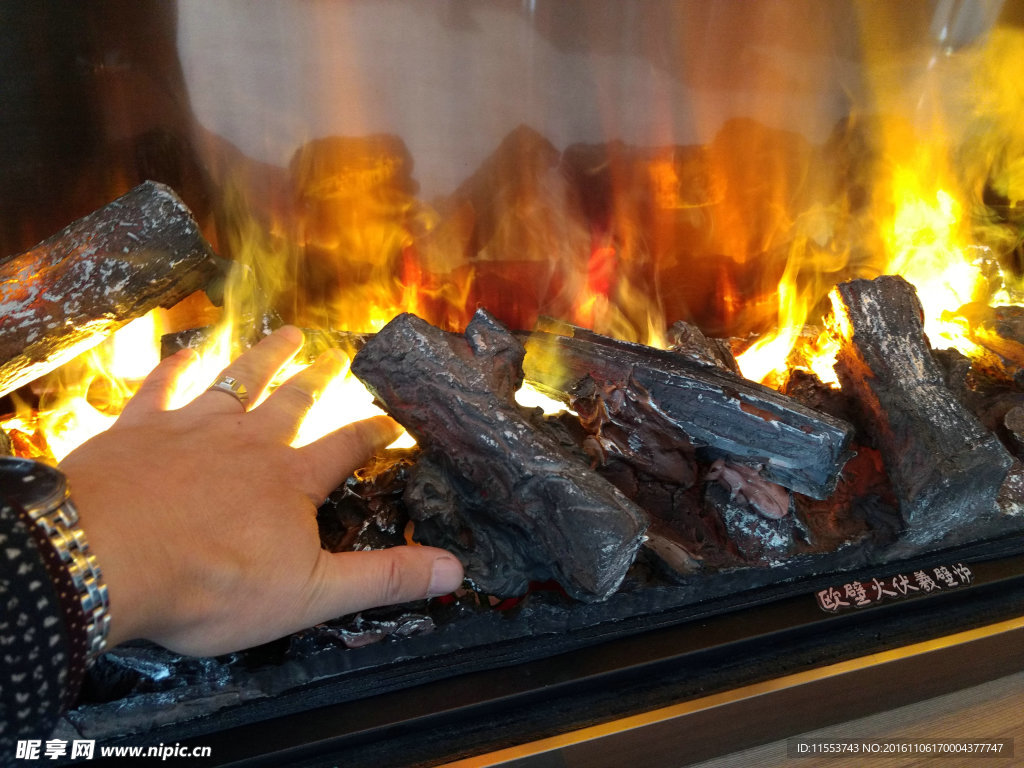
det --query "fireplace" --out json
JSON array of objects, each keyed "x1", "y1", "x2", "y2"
[{"x1": 3, "y1": 2, "x2": 1024, "y2": 766}]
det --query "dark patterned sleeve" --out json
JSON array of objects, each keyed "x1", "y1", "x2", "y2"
[{"x1": 0, "y1": 497, "x2": 87, "y2": 755}]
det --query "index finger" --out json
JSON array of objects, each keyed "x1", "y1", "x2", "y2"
[{"x1": 116, "y1": 348, "x2": 199, "y2": 425}]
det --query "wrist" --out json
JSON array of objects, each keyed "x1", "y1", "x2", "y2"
[
  {"x1": 58, "y1": 446, "x2": 177, "y2": 650},
  {"x1": 0, "y1": 457, "x2": 112, "y2": 661}
]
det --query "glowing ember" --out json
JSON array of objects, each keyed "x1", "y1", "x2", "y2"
[{"x1": 514, "y1": 384, "x2": 568, "y2": 416}]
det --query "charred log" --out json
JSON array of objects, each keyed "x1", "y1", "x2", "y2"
[
  {"x1": 520, "y1": 324, "x2": 855, "y2": 499},
  {"x1": 703, "y1": 459, "x2": 796, "y2": 566},
  {"x1": 1005, "y1": 407, "x2": 1024, "y2": 459},
  {"x1": 641, "y1": 521, "x2": 703, "y2": 577},
  {"x1": 569, "y1": 372, "x2": 699, "y2": 489},
  {"x1": 793, "y1": 447, "x2": 901, "y2": 553},
  {"x1": 0, "y1": 181, "x2": 222, "y2": 396},
  {"x1": 780, "y1": 368, "x2": 859, "y2": 427},
  {"x1": 350, "y1": 309, "x2": 649, "y2": 602},
  {"x1": 539, "y1": 408, "x2": 748, "y2": 575},
  {"x1": 705, "y1": 486, "x2": 796, "y2": 566},
  {"x1": 998, "y1": 461, "x2": 1024, "y2": 518},
  {"x1": 930, "y1": 346, "x2": 1024, "y2": 461},
  {"x1": 829, "y1": 275, "x2": 1014, "y2": 548},
  {"x1": 317, "y1": 449, "x2": 417, "y2": 553}
]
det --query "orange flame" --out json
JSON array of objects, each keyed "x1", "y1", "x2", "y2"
[
  {"x1": 6, "y1": 23, "x2": 1024, "y2": 458},
  {"x1": 736, "y1": 25, "x2": 1024, "y2": 387}
]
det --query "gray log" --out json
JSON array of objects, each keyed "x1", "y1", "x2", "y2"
[
  {"x1": 350, "y1": 309, "x2": 648, "y2": 602},
  {"x1": 520, "y1": 325, "x2": 855, "y2": 499},
  {"x1": 0, "y1": 181, "x2": 222, "y2": 396},
  {"x1": 830, "y1": 275, "x2": 1013, "y2": 547}
]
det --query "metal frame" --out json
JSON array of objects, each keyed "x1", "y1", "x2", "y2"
[
  {"x1": 146, "y1": 546, "x2": 1024, "y2": 768},
  {"x1": 448, "y1": 615, "x2": 1024, "y2": 767}
]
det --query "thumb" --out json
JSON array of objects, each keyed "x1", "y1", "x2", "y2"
[{"x1": 307, "y1": 545, "x2": 465, "y2": 620}]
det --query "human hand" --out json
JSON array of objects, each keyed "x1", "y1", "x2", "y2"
[{"x1": 59, "y1": 326, "x2": 464, "y2": 656}]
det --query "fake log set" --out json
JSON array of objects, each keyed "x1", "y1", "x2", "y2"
[
  {"x1": 347, "y1": 278, "x2": 1021, "y2": 601},
  {"x1": 350, "y1": 310, "x2": 649, "y2": 602},
  {"x1": 3, "y1": 177, "x2": 1019, "y2": 603}
]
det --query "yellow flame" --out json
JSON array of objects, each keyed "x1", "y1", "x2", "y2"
[
  {"x1": 8, "y1": 25, "x2": 1024, "y2": 458},
  {"x1": 0, "y1": 310, "x2": 414, "y2": 461},
  {"x1": 12, "y1": 314, "x2": 166, "y2": 462},
  {"x1": 106, "y1": 313, "x2": 162, "y2": 381},
  {"x1": 735, "y1": 257, "x2": 809, "y2": 385},
  {"x1": 735, "y1": 213, "x2": 848, "y2": 387},
  {"x1": 165, "y1": 325, "x2": 235, "y2": 410},
  {"x1": 736, "y1": 24, "x2": 1024, "y2": 388},
  {"x1": 515, "y1": 383, "x2": 568, "y2": 415},
  {"x1": 286, "y1": 352, "x2": 387, "y2": 448},
  {"x1": 884, "y1": 179, "x2": 982, "y2": 348}
]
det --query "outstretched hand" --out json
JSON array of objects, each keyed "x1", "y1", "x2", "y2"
[{"x1": 59, "y1": 326, "x2": 464, "y2": 656}]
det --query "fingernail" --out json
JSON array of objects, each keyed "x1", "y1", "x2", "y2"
[
  {"x1": 276, "y1": 325, "x2": 304, "y2": 344},
  {"x1": 427, "y1": 555, "x2": 464, "y2": 597}
]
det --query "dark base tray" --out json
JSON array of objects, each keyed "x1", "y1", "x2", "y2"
[{"x1": 76, "y1": 535, "x2": 1024, "y2": 767}]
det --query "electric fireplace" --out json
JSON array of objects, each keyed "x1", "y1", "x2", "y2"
[{"x1": 3, "y1": 2, "x2": 1024, "y2": 766}]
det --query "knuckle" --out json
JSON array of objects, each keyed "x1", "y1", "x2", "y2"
[
  {"x1": 282, "y1": 452, "x2": 318, "y2": 492},
  {"x1": 277, "y1": 383, "x2": 317, "y2": 414}
]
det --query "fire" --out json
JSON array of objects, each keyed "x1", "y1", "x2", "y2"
[
  {"x1": 736, "y1": 164, "x2": 987, "y2": 386},
  {"x1": 282, "y1": 351, "x2": 399, "y2": 449},
  {"x1": 736, "y1": 26, "x2": 1024, "y2": 387},
  {"x1": 883, "y1": 176, "x2": 985, "y2": 352},
  {"x1": 0, "y1": 311, "x2": 410, "y2": 462},
  {"x1": 735, "y1": 239, "x2": 837, "y2": 387},
  {"x1": 5, "y1": 23, "x2": 1024, "y2": 460},
  {"x1": 2, "y1": 314, "x2": 163, "y2": 462}
]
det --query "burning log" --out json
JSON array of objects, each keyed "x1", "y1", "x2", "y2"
[
  {"x1": 829, "y1": 275, "x2": 1014, "y2": 548},
  {"x1": 0, "y1": 181, "x2": 222, "y2": 396},
  {"x1": 519, "y1": 324, "x2": 855, "y2": 499},
  {"x1": 350, "y1": 309, "x2": 649, "y2": 602}
]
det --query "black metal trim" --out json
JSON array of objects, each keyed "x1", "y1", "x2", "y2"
[{"x1": 83, "y1": 543, "x2": 1024, "y2": 768}]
